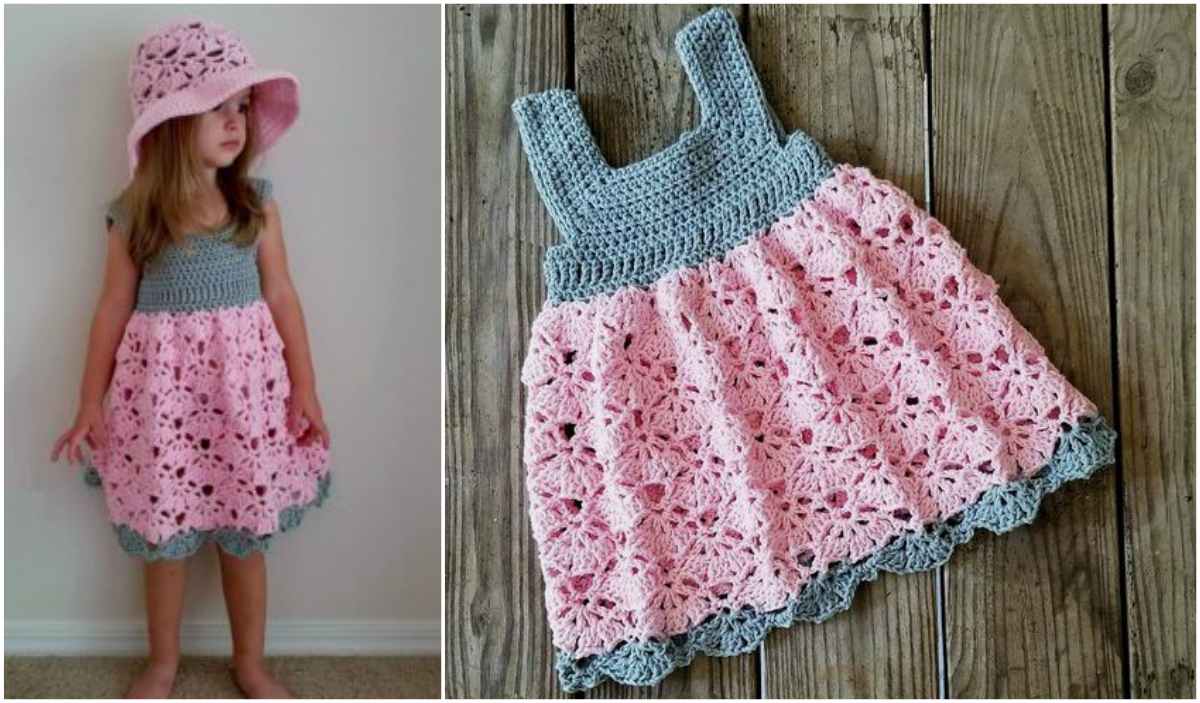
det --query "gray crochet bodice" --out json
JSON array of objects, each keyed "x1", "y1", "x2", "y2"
[
  {"x1": 104, "y1": 177, "x2": 272, "y2": 313},
  {"x1": 511, "y1": 8, "x2": 836, "y2": 304}
]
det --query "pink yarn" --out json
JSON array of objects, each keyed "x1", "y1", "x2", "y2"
[
  {"x1": 90, "y1": 300, "x2": 329, "y2": 547},
  {"x1": 520, "y1": 163, "x2": 1098, "y2": 657}
]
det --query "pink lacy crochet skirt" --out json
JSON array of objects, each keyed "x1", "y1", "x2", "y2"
[
  {"x1": 86, "y1": 299, "x2": 330, "y2": 560},
  {"x1": 521, "y1": 164, "x2": 1116, "y2": 686}
]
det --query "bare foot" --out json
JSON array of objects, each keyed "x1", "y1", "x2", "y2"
[
  {"x1": 230, "y1": 659, "x2": 294, "y2": 699},
  {"x1": 126, "y1": 657, "x2": 179, "y2": 698}
]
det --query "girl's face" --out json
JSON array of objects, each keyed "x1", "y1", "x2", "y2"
[{"x1": 193, "y1": 87, "x2": 251, "y2": 169}]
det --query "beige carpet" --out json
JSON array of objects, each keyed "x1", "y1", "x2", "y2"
[{"x1": 4, "y1": 655, "x2": 439, "y2": 699}]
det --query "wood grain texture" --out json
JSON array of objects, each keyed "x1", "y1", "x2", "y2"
[
  {"x1": 444, "y1": 4, "x2": 570, "y2": 698},
  {"x1": 1109, "y1": 4, "x2": 1197, "y2": 698},
  {"x1": 748, "y1": 5, "x2": 939, "y2": 698},
  {"x1": 930, "y1": 5, "x2": 1123, "y2": 697},
  {"x1": 573, "y1": 5, "x2": 758, "y2": 696}
]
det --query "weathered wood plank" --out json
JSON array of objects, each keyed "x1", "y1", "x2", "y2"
[
  {"x1": 931, "y1": 6, "x2": 1123, "y2": 697},
  {"x1": 444, "y1": 4, "x2": 570, "y2": 698},
  {"x1": 749, "y1": 4, "x2": 939, "y2": 697},
  {"x1": 573, "y1": 4, "x2": 758, "y2": 696},
  {"x1": 1109, "y1": 4, "x2": 1197, "y2": 698}
]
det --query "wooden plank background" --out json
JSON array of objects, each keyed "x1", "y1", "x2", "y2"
[
  {"x1": 444, "y1": 4, "x2": 1196, "y2": 698},
  {"x1": 931, "y1": 6, "x2": 1123, "y2": 698}
]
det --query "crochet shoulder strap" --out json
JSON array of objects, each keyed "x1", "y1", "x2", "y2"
[
  {"x1": 250, "y1": 176, "x2": 274, "y2": 205},
  {"x1": 105, "y1": 200, "x2": 126, "y2": 232},
  {"x1": 674, "y1": 6, "x2": 782, "y2": 141}
]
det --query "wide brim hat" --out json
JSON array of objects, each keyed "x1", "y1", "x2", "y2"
[{"x1": 125, "y1": 17, "x2": 300, "y2": 178}]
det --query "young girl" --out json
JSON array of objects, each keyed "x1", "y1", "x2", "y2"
[{"x1": 49, "y1": 18, "x2": 332, "y2": 698}]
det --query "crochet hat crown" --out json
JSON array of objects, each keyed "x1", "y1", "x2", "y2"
[{"x1": 125, "y1": 18, "x2": 300, "y2": 178}]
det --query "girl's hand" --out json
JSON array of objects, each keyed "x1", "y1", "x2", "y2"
[
  {"x1": 287, "y1": 386, "x2": 331, "y2": 449},
  {"x1": 50, "y1": 402, "x2": 108, "y2": 466}
]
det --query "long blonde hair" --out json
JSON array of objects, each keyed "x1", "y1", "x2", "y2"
[{"x1": 111, "y1": 111, "x2": 269, "y2": 267}]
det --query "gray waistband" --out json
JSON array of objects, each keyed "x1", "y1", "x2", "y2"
[
  {"x1": 134, "y1": 234, "x2": 263, "y2": 313},
  {"x1": 135, "y1": 274, "x2": 262, "y2": 312}
]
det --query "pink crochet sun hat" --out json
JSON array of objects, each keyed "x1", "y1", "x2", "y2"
[{"x1": 125, "y1": 17, "x2": 300, "y2": 178}]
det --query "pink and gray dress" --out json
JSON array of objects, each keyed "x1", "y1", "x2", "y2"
[
  {"x1": 83, "y1": 176, "x2": 331, "y2": 561},
  {"x1": 512, "y1": 7, "x2": 1117, "y2": 692}
]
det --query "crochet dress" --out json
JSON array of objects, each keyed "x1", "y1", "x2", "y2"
[
  {"x1": 512, "y1": 7, "x2": 1118, "y2": 692},
  {"x1": 82, "y1": 176, "x2": 332, "y2": 560}
]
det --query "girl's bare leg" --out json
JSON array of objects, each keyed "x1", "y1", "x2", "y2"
[
  {"x1": 217, "y1": 549, "x2": 294, "y2": 698},
  {"x1": 126, "y1": 558, "x2": 187, "y2": 698}
]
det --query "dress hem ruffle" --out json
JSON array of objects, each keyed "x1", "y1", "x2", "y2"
[
  {"x1": 82, "y1": 465, "x2": 332, "y2": 561},
  {"x1": 552, "y1": 414, "x2": 1118, "y2": 693}
]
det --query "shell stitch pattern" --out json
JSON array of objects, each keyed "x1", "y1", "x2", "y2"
[
  {"x1": 552, "y1": 414, "x2": 1116, "y2": 691},
  {"x1": 131, "y1": 20, "x2": 253, "y2": 118},
  {"x1": 84, "y1": 298, "x2": 331, "y2": 557},
  {"x1": 107, "y1": 472, "x2": 333, "y2": 561}
]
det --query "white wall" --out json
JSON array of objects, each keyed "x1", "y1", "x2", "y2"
[{"x1": 4, "y1": 4, "x2": 441, "y2": 654}]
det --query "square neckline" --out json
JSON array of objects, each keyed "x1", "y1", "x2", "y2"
[
  {"x1": 107, "y1": 176, "x2": 270, "y2": 238},
  {"x1": 552, "y1": 88, "x2": 772, "y2": 178},
  {"x1": 517, "y1": 7, "x2": 784, "y2": 181},
  {"x1": 510, "y1": 5, "x2": 805, "y2": 225},
  {"x1": 510, "y1": 8, "x2": 838, "y2": 304},
  {"x1": 182, "y1": 212, "x2": 236, "y2": 237}
]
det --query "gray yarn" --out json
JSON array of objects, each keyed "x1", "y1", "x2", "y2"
[
  {"x1": 511, "y1": 7, "x2": 835, "y2": 304},
  {"x1": 82, "y1": 464, "x2": 103, "y2": 486},
  {"x1": 554, "y1": 414, "x2": 1119, "y2": 692},
  {"x1": 81, "y1": 469, "x2": 332, "y2": 561},
  {"x1": 105, "y1": 177, "x2": 273, "y2": 313}
]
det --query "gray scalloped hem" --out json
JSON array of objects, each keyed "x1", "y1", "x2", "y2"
[
  {"x1": 84, "y1": 470, "x2": 332, "y2": 561},
  {"x1": 554, "y1": 414, "x2": 1118, "y2": 692}
]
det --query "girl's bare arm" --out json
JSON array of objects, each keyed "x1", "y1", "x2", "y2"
[
  {"x1": 256, "y1": 199, "x2": 331, "y2": 448},
  {"x1": 51, "y1": 225, "x2": 139, "y2": 464}
]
